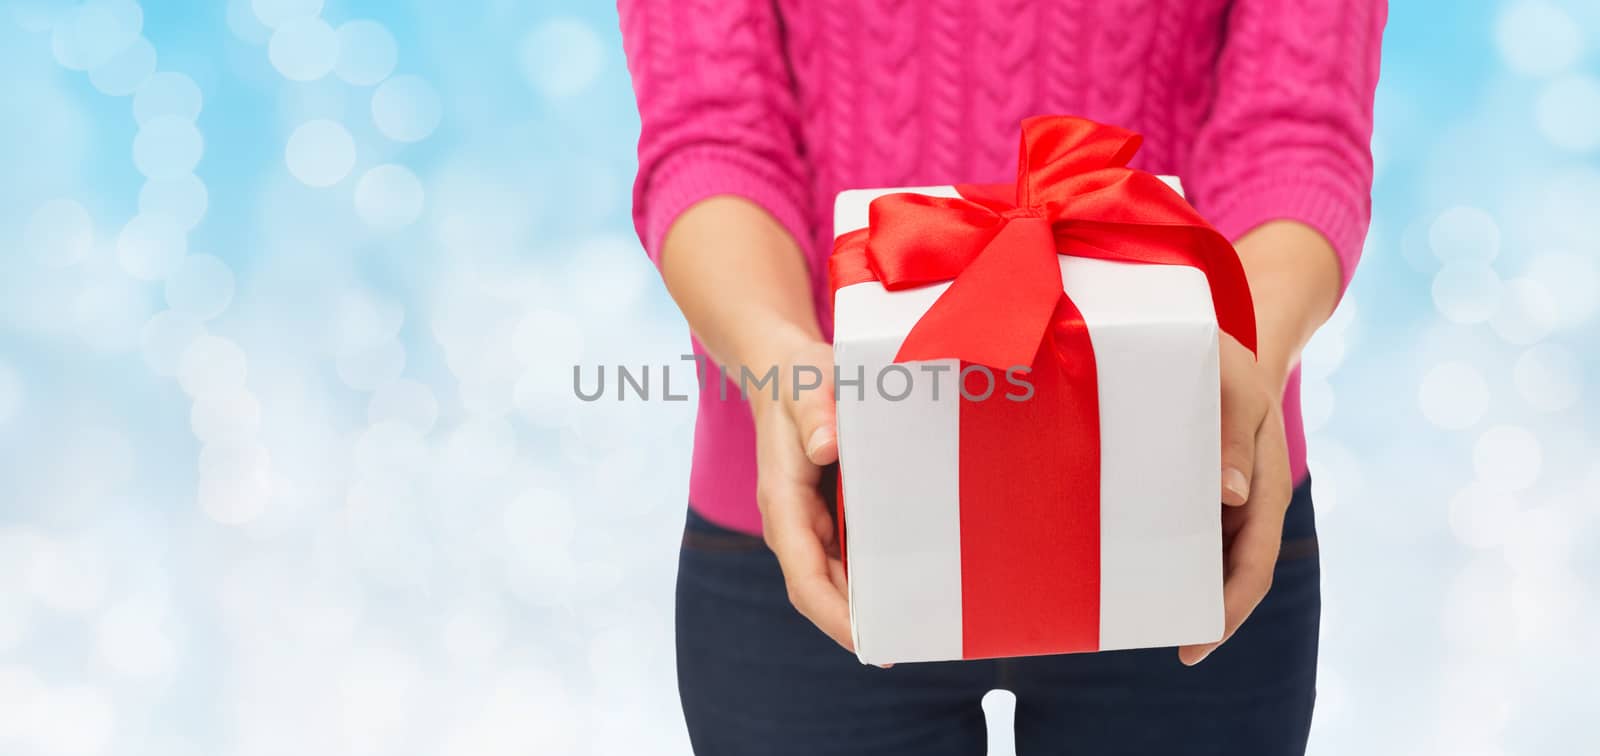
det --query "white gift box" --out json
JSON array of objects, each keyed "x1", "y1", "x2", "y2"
[{"x1": 831, "y1": 179, "x2": 1225, "y2": 665}]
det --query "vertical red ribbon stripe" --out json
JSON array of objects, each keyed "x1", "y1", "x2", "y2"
[{"x1": 958, "y1": 291, "x2": 1102, "y2": 658}]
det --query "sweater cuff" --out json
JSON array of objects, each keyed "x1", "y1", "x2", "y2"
[
  {"x1": 635, "y1": 145, "x2": 813, "y2": 270},
  {"x1": 1202, "y1": 178, "x2": 1371, "y2": 300}
]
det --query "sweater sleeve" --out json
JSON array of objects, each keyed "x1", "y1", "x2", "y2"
[
  {"x1": 618, "y1": 0, "x2": 812, "y2": 268},
  {"x1": 1183, "y1": 0, "x2": 1387, "y2": 298}
]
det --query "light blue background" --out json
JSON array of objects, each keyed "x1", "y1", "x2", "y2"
[{"x1": 0, "y1": 1, "x2": 1595, "y2": 754}]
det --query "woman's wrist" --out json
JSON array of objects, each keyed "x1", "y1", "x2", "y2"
[
  {"x1": 733, "y1": 321, "x2": 824, "y2": 381},
  {"x1": 1253, "y1": 342, "x2": 1298, "y2": 400},
  {"x1": 1232, "y1": 219, "x2": 1344, "y2": 397}
]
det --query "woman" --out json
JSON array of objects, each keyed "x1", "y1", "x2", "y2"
[{"x1": 619, "y1": 2, "x2": 1384, "y2": 753}]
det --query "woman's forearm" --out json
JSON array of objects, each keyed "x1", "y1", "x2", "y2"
[
  {"x1": 659, "y1": 196, "x2": 823, "y2": 375},
  {"x1": 1231, "y1": 220, "x2": 1344, "y2": 392}
]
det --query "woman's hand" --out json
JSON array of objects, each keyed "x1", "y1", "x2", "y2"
[
  {"x1": 747, "y1": 338, "x2": 853, "y2": 652},
  {"x1": 1177, "y1": 333, "x2": 1294, "y2": 665},
  {"x1": 656, "y1": 196, "x2": 855, "y2": 652},
  {"x1": 1178, "y1": 219, "x2": 1343, "y2": 665}
]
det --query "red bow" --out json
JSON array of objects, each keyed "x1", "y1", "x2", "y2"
[{"x1": 831, "y1": 115, "x2": 1256, "y2": 368}]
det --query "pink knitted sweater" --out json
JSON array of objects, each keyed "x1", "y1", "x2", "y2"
[{"x1": 620, "y1": 0, "x2": 1385, "y2": 535}]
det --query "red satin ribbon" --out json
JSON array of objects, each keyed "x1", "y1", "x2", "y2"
[{"x1": 831, "y1": 115, "x2": 1256, "y2": 659}]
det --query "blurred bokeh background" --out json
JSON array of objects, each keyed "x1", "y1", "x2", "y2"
[{"x1": 0, "y1": 0, "x2": 1594, "y2": 754}]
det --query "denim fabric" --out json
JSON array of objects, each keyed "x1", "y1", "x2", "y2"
[{"x1": 676, "y1": 480, "x2": 1320, "y2": 755}]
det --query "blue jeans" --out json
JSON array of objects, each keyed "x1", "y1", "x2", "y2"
[{"x1": 675, "y1": 479, "x2": 1320, "y2": 755}]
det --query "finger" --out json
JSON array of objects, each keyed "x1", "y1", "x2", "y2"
[
  {"x1": 766, "y1": 489, "x2": 854, "y2": 651},
  {"x1": 792, "y1": 385, "x2": 839, "y2": 466},
  {"x1": 1178, "y1": 506, "x2": 1277, "y2": 665},
  {"x1": 1181, "y1": 419, "x2": 1292, "y2": 666},
  {"x1": 812, "y1": 492, "x2": 840, "y2": 552},
  {"x1": 827, "y1": 555, "x2": 848, "y2": 594},
  {"x1": 820, "y1": 555, "x2": 878, "y2": 666},
  {"x1": 1219, "y1": 382, "x2": 1259, "y2": 507},
  {"x1": 1179, "y1": 504, "x2": 1280, "y2": 664}
]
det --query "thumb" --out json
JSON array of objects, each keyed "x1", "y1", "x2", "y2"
[
  {"x1": 792, "y1": 375, "x2": 839, "y2": 466},
  {"x1": 1220, "y1": 384, "x2": 1257, "y2": 507}
]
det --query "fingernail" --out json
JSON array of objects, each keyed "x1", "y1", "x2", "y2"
[
  {"x1": 1184, "y1": 647, "x2": 1213, "y2": 666},
  {"x1": 1223, "y1": 467, "x2": 1249, "y2": 501},
  {"x1": 806, "y1": 427, "x2": 834, "y2": 458}
]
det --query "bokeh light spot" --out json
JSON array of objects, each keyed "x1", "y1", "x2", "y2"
[
  {"x1": 25, "y1": 536, "x2": 107, "y2": 614},
  {"x1": 519, "y1": 17, "x2": 604, "y2": 99},
  {"x1": 504, "y1": 487, "x2": 577, "y2": 554},
  {"x1": 70, "y1": 426, "x2": 137, "y2": 490},
  {"x1": 1397, "y1": 217, "x2": 1440, "y2": 274},
  {"x1": 140, "y1": 310, "x2": 206, "y2": 378},
  {"x1": 1488, "y1": 277, "x2": 1558, "y2": 346},
  {"x1": 50, "y1": 19, "x2": 91, "y2": 71},
  {"x1": 96, "y1": 593, "x2": 178, "y2": 680},
  {"x1": 199, "y1": 465, "x2": 272, "y2": 526},
  {"x1": 1448, "y1": 483, "x2": 1520, "y2": 549},
  {"x1": 367, "y1": 379, "x2": 439, "y2": 434},
  {"x1": 1473, "y1": 425, "x2": 1542, "y2": 492},
  {"x1": 268, "y1": 16, "x2": 338, "y2": 81},
  {"x1": 442, "y1": 417, "x2": 518, "y2": 477},
  {"x1": 371, "y1": 74, "x2": 441, "y2": 142},
  {"x1": 566, "y1": 236, "x2": 653, "y2": 319},
  {"x1": 199, "y1": 440, "x2": 270, "y2": 484},
  {"x1": 285, "y1": 119, "x2": 356, "y2": 187},
  {"x1": 140, "y1": 310, "x2": 207, "y2": 377},
  {"x1": 51, "y1": 0, "x2": 143, "y2": 71},
  {"x1": 1536, "y1": 75, "x2": 1600, "y2": 152},
  {"x1": 133, "y1": 71, "x2": 203, "y2": 125},
  {"x1": 116, "y1": 213, "x2": 188, "y2": 280},
  {"x1": 1428, "y1": 206, "x2": 1500, "y2": 265},
  {"x1": 88, "y1": 35, "x2": 156, "y2": 96},
  {"x1": 198, "y1": 441, "x2": 272, "y2": 525},
  {"x1": 226, "y1": 0, "x2": 271, "y2": 45},
  {"x1": 11, "y1": 1, "x2": 65, "y2": 33},
  {"x1": 336, "y1": 339, "x2": 407, "y2": 391},
  {"x1": 24, "y1": 198, "x2": 94, "y2": 267},
  {"x1": 1496, "y1": 0, "x2": 1583, "y2": 76},
  {"x1": 1524, "y1": 251, "x2": 1599, "y2": 326},
  {"x1": 1419, "y1": 361, "x2": 1489, "y2": 430},
  {"x1": 1513, "y1": 343, "x2": 1581, "y2": 412},
  {"x1": 331, "y1": 289, "x2": 405, "y2": 350},
  {"x1": 133, "y1": 115, "x2": 204, "y2": 180},
  {"x1": 278, "y1": 76, "x2": 353, "y2": 127},
  {"x1": 1504, "y1": 508, "x2": 1576, "y2": 578},
  {"x1": 73, "y1": 275, "x2": 154, "y2": 353},
  {"x1": 191, "y1": 389, "x2": 263, "y2": 445},
  {"x1": 335, "y1": 20, "x2": 398, "y2": 86},
  {"x1": 1431, "y1": 263, "x2": 1502, "y2": 324},
  {"x1": 353, "y1": 420, "x2": 427, "y2": 474},
  {"x1": 354, "y1": 163, "x2": 425, "y2": 230},
  {"x1": 179, "y1": 335, "x2": 249, "y2": 398},
  {"x1": 513, "y1": 308, "x2": 585, "y2": 367},
  {"x1": 138, "y1": 174, "x2": 209, "y2": 230},
  {"x1": 251, "y1": 0, "x2": 323, "y2": 29},
  {"x1": 164, "y1": 254, "x2": 236, "y2": 320}
]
